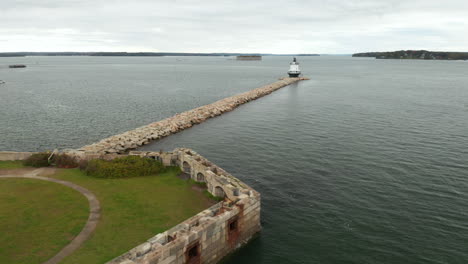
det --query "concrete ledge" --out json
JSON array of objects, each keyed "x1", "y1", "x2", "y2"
[{"x1": 0, "y1": 151, "x2": 37, "y2": 161}]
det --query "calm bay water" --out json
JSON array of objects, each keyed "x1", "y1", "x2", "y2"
[{"x1": 2, "y1": 56, "x2": 468, "y2": 263}]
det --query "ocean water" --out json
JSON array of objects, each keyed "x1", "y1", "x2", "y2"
[
  {"x1": 2, "y1": 56, "x2": 468, "y2": 263},
  {"x1": 0, "y1": 56, "x2": 279, "y2": 151}
]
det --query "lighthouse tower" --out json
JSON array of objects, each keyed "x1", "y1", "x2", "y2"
[{"x1": 288, "y1": 57, "x2": 301, "y2": 77}]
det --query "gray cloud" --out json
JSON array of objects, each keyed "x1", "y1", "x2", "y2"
[{"x1": 1, "y1": 0, "x2": 467, "y2": 53}]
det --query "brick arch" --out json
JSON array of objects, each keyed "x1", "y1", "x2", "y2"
[
  {"x1": 196, "y1": 172, "x2": 205, "y2": 182},
  {"x1": 214, "y1": 186, "x2": 226, "y2": 198},
  {"x1": 182, "y1": 161, "x2": 191, "y2": 174}
]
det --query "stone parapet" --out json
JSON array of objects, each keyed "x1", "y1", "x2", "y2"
[{"x1": 0, "y1": 151, "x2": 37, "y2": 161}]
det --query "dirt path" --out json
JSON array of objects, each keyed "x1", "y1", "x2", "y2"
[{"x1": 0, "y1": 168, "x2": 101, "y2": 264}]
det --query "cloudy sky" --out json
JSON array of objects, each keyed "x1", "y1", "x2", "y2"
[{"x1": 1, "y1": 0, "x2": 467, "y2": 54}]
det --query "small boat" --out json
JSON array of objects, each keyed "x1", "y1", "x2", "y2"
[
  {"x1": 0, "y1": 80, "x2": 5, "y2": 84},
  {"x1": 9, "y1": 64, "x2": 26, "y2": 68},
  {"x1": 287, "y1": 57, "x2": 301, "y2": 77}
]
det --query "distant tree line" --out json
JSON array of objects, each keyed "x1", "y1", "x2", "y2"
[
  {"x1": 353, "y1": 50, "x2": 468, "y2": 60},
  {"x1": 0, "y1": 52, "x2": 320, "y2": 57}
]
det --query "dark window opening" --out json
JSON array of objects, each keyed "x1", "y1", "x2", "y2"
[
  {"x1": 185, "y1": 241, "x2": 201, "y2": 264},
  {"x1": 227, "y1": 217, "x2": 240, "y2": 246},
  {"x1": 188, "y1": 244, "x2": 198, "y2": 258},
  {"x1": 229, "y1": 220, "x2": 238, "y2": 231}
]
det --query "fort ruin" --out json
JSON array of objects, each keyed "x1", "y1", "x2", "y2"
[
  {"x1": 0, "y1": 148, "x2": 261, "y2": 264},
  {"x1": 106, "y1": 148, "x2": 261, "y2": 264}
]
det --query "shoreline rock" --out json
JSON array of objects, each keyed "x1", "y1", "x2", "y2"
[{"x1": 79, "y1": 77, "x2": 308, "y2": 154}]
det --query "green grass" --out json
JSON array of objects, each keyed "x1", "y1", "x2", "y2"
[
  {"x1": 0, "y1": 160, "x2": 26, "y2": 169},
  {"x1": 47, "y1": 167, "x2": 214, "y2": 264},
  {"x1": 0, "y1": 178, "x2": 89, "y2": 264},
  {"x1": 188, "y1": 179, "x2": 208, "y2": 187}
]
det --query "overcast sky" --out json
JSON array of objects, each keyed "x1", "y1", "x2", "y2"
[{"x1": 1, "y1": 0, "x2": 467, "y2": 54}]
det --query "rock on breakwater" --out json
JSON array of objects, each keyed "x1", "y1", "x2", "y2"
[{"x1": 80, "y1": 77, "x2": 308, "y2": 154}]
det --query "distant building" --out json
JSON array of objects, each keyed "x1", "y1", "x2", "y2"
[{"x1": 236, "y1": 55, "x2": 262, "y2": 61}]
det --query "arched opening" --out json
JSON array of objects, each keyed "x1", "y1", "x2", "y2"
[
  {"x1": 196, "y1": 173, "x2": 205, "y2": 182},
  {"x1": 227, "y1": 216, "x2": 240, "y2": 246},
  {"x1": 182, "y1": 161, "x2": 191, "y2": 174},
  {"x1": 214, "y1": 186, "x2": 226, "y2": 198},
  {"x1": 185, "y1": 241, "x2": 200, "y2": 264}
]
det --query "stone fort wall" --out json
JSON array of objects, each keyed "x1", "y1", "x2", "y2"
[
  {"x1": 0, "y1": 151, "x2": 37, "y2": 161},
  {"x1": 106, "y1": 148, "x2": 261, "y2": 264}
]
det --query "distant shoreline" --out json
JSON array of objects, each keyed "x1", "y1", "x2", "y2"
[
  {"x1": 353, "y1": 50, "x2": 468, "y2": 60},
  {"x1": 0, "y1": 52, "x2": 320, "y2": 57}
]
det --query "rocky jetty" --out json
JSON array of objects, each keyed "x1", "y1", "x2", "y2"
[{"x1": 80, "y1": 77, "x2": 308, "y2": 154}]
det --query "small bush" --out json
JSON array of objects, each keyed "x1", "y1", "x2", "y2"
[
  {"x1": 83, "y1": 156, "x2": 165, "y2": 178},
  {"x1": 203, "y1": 190, "x2": 224, "y2": 202},
  {"x1": 53, "y1": 154, "x2": 79, "y2": 168},
  {"x1": 23, "y1": 153, "x2": 50, "y2": 167},
  {"x1": 78, "y1": 159, "x2": 89, "y2": 170}
]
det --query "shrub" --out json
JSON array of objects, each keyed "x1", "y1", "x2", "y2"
[
  {"x1": 203, "y1": 190, "x2": 224, "y2": 202},
  {"x1": 53, "y1": 154, "x2": 79, "y2": 168},
  {"x1": 78, "y1": 159, "x2": 89, "y2": 170},
  {"x1": 83, "y1": 156, "x2": 165, "y2": 178},
  {"x1": 23, "y1": 152, "x2": 50, "y2": 167}
]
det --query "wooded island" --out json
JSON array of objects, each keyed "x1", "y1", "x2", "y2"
[{"x1": 353, "y1": 50, "x2": 468, "y2": 60}]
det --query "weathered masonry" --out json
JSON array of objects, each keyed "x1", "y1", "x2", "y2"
[
  {"x1": 105, "y1": 148, "x2": 261, "y2": 264},
  {"x1": 79, "y1": 77, "x2": 308, "y2": 154}
]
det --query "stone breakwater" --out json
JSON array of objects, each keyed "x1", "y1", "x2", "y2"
[{"x1": 79, "y1": 77, "x2": 308, "y2": 154}]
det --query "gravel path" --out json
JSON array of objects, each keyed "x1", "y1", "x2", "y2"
[{"x1": 0, "y1": 168, "x2": 101, "y2": 264}]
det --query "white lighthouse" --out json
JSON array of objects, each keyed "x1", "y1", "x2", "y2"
[{"x1": 288, "y1": 57, "x2": 301, "y2": 77}]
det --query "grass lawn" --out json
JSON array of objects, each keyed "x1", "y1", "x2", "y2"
[
  {"x1": 0, "y1": 160, "x2": 27, "y2": 169},
  {"x1": 0, "y1": 178, "x2": 89, "y2": 264},
  {"x1": 47, "y1": 167, "x2": 214, "y2": 264}
]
